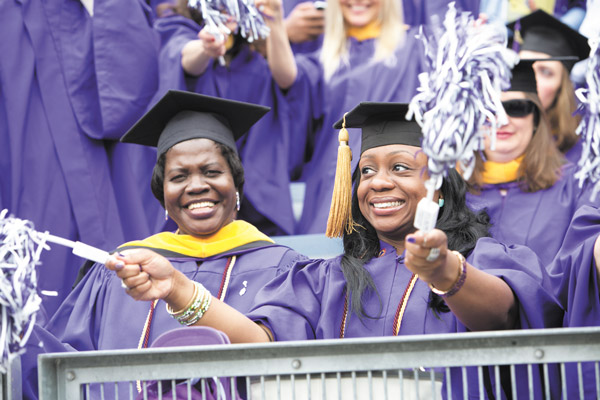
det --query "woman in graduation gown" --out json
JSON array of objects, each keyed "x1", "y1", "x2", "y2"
[
  {"x1": 151, "y1": 0, "x2": 298, "y2": 237},
  {"x1": 20, "y1": 91, "x2": 306, "y2": 399},
  {"x1": 110, "y1": 102, "x2": 562, "y2": 398},
  {"x1": 465, "y1": 59, "x2": 597, "y2": 267},
  {"x1": 0, "y1": 0, "x2": 161, "y2": 318},
  {"x1": 508, "y1": 10, "x2": 590, "y2": 163},
  {"x1": 261, "y1": 0, "x2": 426, "y2": 234}
]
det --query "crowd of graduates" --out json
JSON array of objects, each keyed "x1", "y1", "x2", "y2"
[{"x1": 2, "y1": 0, "x2": 600, "y2": 398}]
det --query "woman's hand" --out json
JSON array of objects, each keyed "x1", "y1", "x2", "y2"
[
  {"x1": 284, "y1": 2, "x2": 325, "y2": 43},
  {"x1": 198, "y1": 28, "x2": 229, "y2": 59},
  {"x1": 256, "y1": 0, "x2": 284, "y2": 24},
  {"x1": 181, "y1": 19, "x2": 236, "y2": 75},
  {"x1": 105, "y1": 249, "x2": 179, "y2": 302},
  {"x1": 404, "y1": 229, "x2": 461, "y2": 291}
]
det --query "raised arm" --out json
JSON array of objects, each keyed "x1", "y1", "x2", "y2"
[
  {"x1": 181, "y1": 25, "x2": 232, "y2": 76},
  {"x1": 257, "y1": 0, "x2": 298, "y2": 89},
  {"x1": 106, "y1": 249, "x2": 272, "y2": 343},
  {"x1": 405, "y1": 229, "x2": 518, "y2": 331}
]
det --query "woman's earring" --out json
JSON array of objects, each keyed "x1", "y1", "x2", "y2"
[
  {"x1": 438, "y1": 198, "x2": 445, "y2": 208},
  {"x1": 165, "y1": 209, "x2": 169, "y2": 221},
  {"x1": 236, "y1": 191, "x2": 241, "y2": 212}
]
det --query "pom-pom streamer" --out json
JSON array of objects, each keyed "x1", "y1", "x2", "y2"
[
  {"x1": 0, "y1": 210, "x2": 45, "y2": 373},
  {"x1": 408, "y1": 3, "x2": 517, "y2": 201},
  {"x1": 574, "y1": 36, "x2": 600, "y2": 200},
  {"x1": 188, "y1": 0, "x2": 270, "y2": 44},
  {"x1": 0, "y1": 209, "x2": 110, "y2": 373}
]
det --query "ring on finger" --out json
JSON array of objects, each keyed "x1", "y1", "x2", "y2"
[
  {"x1": 426, "y1": 247, "x2": 440, "y2": 262},
  {"x1": 121, "y1": 279, "x2": 128, "y2": 289}
]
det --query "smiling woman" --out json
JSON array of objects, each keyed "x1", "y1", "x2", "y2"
[
  {"x1": 465, "y1": 59, "x2": 597, "y2": 267},
  {"x1": 154, "y1": 139, "x2": 241, "y2": 238},
  {"x1": 105, "y1": 101, "x2": 563, "y2": 398},
  {"x1": 20, "y1": 90, "x2": 308, "y2": 399}
]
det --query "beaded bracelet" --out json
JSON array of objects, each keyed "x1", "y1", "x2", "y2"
[
  {"x1": 428, "y1": 250, "x2": 467, "y2": 298},
  {"x1": 166, "y1": 282, "x2": 213, "y2": 326}
]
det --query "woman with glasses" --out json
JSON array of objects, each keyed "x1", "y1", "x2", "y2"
[
  {"x1": 465, "y1": 59, "x2": 596, "y2": 267},
  {"x1": 508, "y1": 10, "x2": 590, "y2": 163}
]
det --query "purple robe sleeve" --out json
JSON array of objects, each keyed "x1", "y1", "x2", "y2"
[
  {"x1": 466, "y1": 237, "x2": 564, "y2": 330},
  {"x1": 246, "y1": 258, "x2": 337, "y2": 341},
  {"x1": 152, "y1": 15, "x2": 202, "y2": 101}
]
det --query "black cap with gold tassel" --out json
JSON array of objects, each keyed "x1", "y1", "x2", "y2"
[
  {"x1": 326, "y1": 102, "x2": 423, "y2": 237},
  {"x1": 326, "y1": 113, "x2": 354, "y2": 238}
]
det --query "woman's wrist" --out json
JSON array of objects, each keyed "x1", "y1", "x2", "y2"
[
  {"x1": 164, "y1": 272, "x2": 196, "y2": 310},
  {"x1": 428, "y1": 250, "x2": 467, "y2": 297}
]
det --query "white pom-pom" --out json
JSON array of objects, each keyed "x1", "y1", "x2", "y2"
[
  {"x1": 408, "y1": 2, "x2": 516, "y2": 200},
  {"x1": 188, "y1": 0, "x2": 269, "y2": 43},
  {"x1": 574, "y1": 36, "x2": 600, "y2": 201},
  {"x1": 0, "y1": 210, "x2": 46, "y2": 373}
]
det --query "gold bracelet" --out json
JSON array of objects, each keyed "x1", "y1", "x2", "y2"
[
  {"x1": 166, "y1": 281, "x2": 199, "y2": 316},
  {"x1": 428, "y1": 250, "x2": 467, "y2": 298}
]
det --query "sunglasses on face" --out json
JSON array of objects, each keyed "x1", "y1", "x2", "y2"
[{"x1": 502, "y1": 99, "x2": 538, "y2": 118}]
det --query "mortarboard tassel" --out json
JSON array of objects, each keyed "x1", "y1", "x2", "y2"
[
  {"x1": 326, "y1": 114, "x2": 355, "y2": 238},
  {"x1": 574, "y1": 35, "x2": 600, "y2": 200},
  {"x1": 407, "y1": 2, "x2": 516, "y2": 231},
  {"x1": 0, "y1": 209, "x2": 110, "y2": 373}
]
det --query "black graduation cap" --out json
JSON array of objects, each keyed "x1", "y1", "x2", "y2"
[
  {"x1": 332, "y1": 102, "x2": 422, "y2": 155},
  {"x1": 120, "y1": 90, "x2": 270, "y2": 158},
  {"x1": 327, "y1": 102, "x2": 421, "y2": 238},
  {"x1": 510, "y1": 59, "x2": 538, "y2": 93},
  {"x1": 507, "y1": 10, "x2": 590, "y2": 70}
]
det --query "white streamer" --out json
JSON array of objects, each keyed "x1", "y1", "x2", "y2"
[
  {"x1": 0, "y1": 210, "x2": 46, "y2": 373},
  {"x1": 408, "y1": 3, "x2": 517, "y2": 200},
  {"x1": 574, "y1": 36, "x2": 600, "y2": 201}
]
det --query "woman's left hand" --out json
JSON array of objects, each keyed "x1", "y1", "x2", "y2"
[{"x1": 405, "y1": 229, "x2": 460, "y2": 291}]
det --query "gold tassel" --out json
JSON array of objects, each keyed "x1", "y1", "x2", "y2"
[{"x1": 326, "y1": 113, "x2": 355, "y2": 238}]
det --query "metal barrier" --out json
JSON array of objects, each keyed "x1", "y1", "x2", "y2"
[
  {"x1": 37, "y1": 327, "x2": 600, "y2": 399},
  {"x1": 1, "y1": 356, "x2": 22, "y2": 400}
]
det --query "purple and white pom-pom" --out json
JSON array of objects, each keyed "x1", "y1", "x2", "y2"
[
  {"x1": 189, "y1": 0, "x2": 269, "y2": 43},
  {"x1": 408, "y1": 2, "x2": 517, "y2": 197},
  {"x1": 0, "y1": 210, "x2": 45, "y2": 373},
  {"x1": 574, "y1": 36, "x2": 600, "y2": 200}
]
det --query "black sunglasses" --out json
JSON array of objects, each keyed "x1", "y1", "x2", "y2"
[{"x1": 502, "y1": 99, "x2": 538, "y2": 118}]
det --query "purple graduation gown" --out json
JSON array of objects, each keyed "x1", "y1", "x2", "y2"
[
  {"x1": 21, "y1": 240, "x2": 305, "y2": 399},
  {"x1": 0, "y1": 0, "x2": 160, "y2": 316},
  {"x1": 565, "y1": 138, "x2": 583, "y2": 165},
  {"x1": 288, "y1": 28, "x2": 426, "y2": 234},
  {"x1": 153, "y1": 15, "x2": 297, "y2": 236},
  {"x1": 247, "y1": 239, "x2": 562, "y2": 398},
  {"x1": 547, "y1": 204, "x2": 600, "y2": 398},
  {"x1": 465, "y1": 163, "x2": 595, "y2": 267}
]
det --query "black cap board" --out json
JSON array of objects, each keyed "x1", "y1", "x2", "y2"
[
  {"x1": 120, "y1": 90, "x2": 270, "y2": 158},
  {"x1": 507, "y1": 10, "x2": 590, "y2": 70},
  {"x1": 332, "y1": 102, "x2": 422, "y2": 155},
  {"x1": 510, "y1": 59, "x2": 538, "y2": 93}
]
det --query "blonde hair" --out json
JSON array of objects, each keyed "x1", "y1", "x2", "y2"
[
  {"x1": 319, "y1": 0, "x2": 405, "y2": 81},
  {"x1": 468, "y1": 92, "x2": 565, "y2": 193},
  {"x1": 546, "y1": 65, "x2": 580, "y2": 153}
]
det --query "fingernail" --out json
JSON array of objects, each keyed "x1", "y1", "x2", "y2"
[
  {"x1": 406, "y1": 237, "x2": 416, "y2": 243},
  {"x1": 115, "y1": 262, "x2": 125, "y2": 270}
]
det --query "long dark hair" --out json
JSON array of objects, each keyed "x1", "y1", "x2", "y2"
[
  {"x1": 340, "y1": 167, "x2": 491, "y2": 319},
  {"x1": 151, "y1": 141, "x2": 245, "y2": 208}
]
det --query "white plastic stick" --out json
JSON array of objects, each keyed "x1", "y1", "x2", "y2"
[{"x1": 38, "y1": 232, "x2": 110, "y2": 265}]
